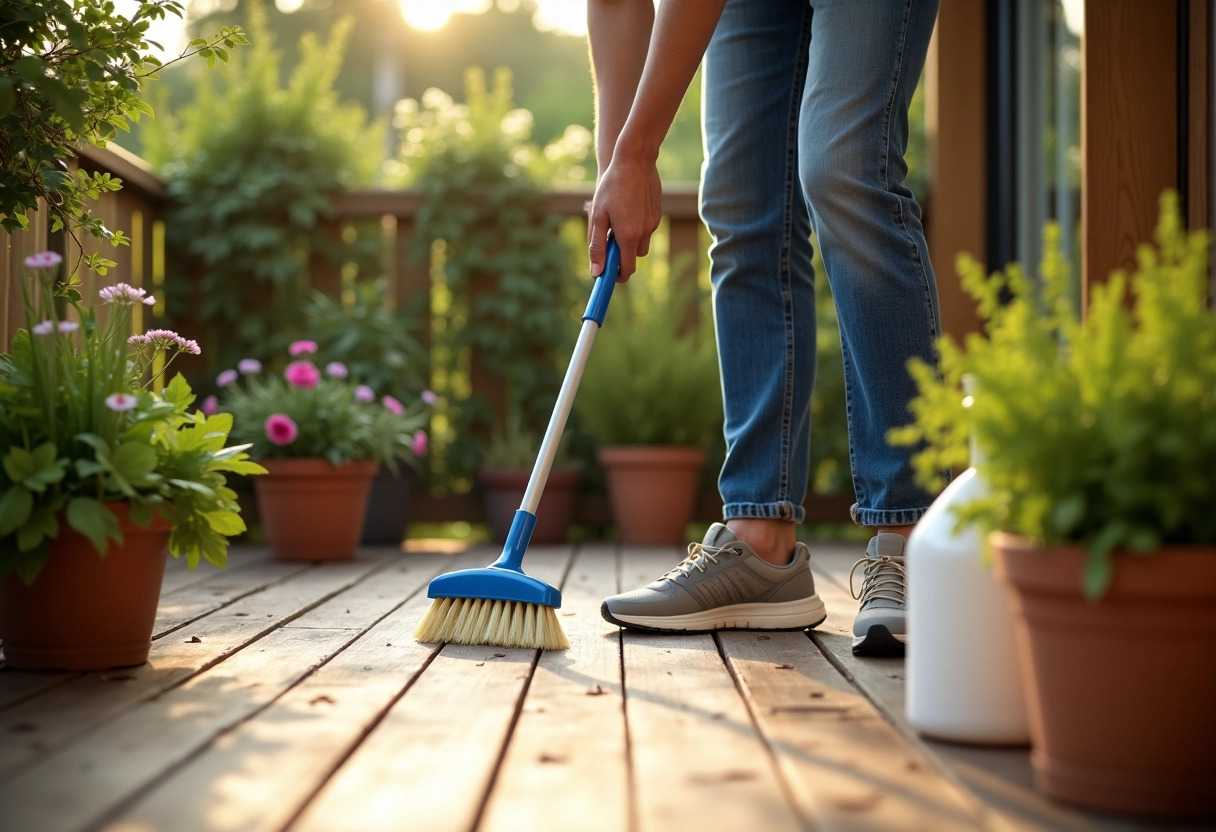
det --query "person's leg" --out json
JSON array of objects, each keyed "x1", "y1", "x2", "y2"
[
  {"x1": 702, "y1": 0, "x2": 816, "y2": 566},
  {"x1": 797, "y1": 0, "x2": 943, "y2": 655},
  {"x1": 600, "y1": 0, "x2": 829, "y2": 634}
]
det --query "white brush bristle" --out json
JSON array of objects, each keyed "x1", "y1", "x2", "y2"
[{"x1": 414, "y1": 598, "x2": 569, "y2": 650}]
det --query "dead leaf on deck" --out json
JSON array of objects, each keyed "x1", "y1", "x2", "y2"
[
  {"x1": 186, "y1": 636, "x2": 202, "y2": 643},
  {"x1": 539, "y1": 753, "x2": 567, "y2": 764},
  {"x1": 310, "y1": 695, "x2": 336, "y2": 706},
  {"x1": 585, "y1": 685, "x2": 606, "y2": 696},
  {"x1": 492, "y1": 653, "x2": 506, "y2": 658},
  {"x1": 689, "y1": 770, "x2": 757, "y2": 785},
  {"x1": 475, "y1": 662, "x2": 485, "y2": 667},
  {"x1": 775, "y1": 663, "x2": 794, "y2": 670}
]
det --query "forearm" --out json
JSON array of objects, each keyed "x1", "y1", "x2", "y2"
[
  {"x1": 588, "y1": 0, "x2": 654, "y2": 176},
  {"x1": 613, "y1": 0, "x2": 727, "y2": 165}
]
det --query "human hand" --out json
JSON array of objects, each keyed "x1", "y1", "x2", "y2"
[{"x1": 588, "y1": 153, "x2": 662, "y2": 282}]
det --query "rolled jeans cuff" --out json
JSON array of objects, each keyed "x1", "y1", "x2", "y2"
[
  {"x1": 850, "y1": 504, "x2": 930, "y2": 528},
  {"x1": 723, "y1": 501, "x2": 805, "y2": 524}
]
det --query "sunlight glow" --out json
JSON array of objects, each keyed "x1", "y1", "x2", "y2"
[{"x1": 398, "y1": 0, "x2": 492, "y2": 32}]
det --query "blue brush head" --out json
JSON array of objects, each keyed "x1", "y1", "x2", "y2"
[
  {"x1": 426, "y1": 565, "x2": 561, "y2": 607},
  {"x1": 425, "y1": 509, "x2": 562, "y2": 607}
]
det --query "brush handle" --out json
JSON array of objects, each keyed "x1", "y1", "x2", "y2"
[{"x1": 492, "y1": 236, "x2": 621, "y2": 572}]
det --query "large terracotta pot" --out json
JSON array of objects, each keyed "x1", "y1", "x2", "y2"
[
  {"x1": 255, "y1": 458, "x2": 378, "y2": 561},
  {"x1": 598, "y1": 445, "x2": 706, "y2": 545},
  {"x1": 477, "y1": 467, "x2": 581, "y2": 544},
  {"x1": 991, "y1": 532, "x2": 1216, "y2": 818},
  {"x1": 360, "y1": 464, "x2": 416, "y2": 545},
  {"x1": 0, "y1": 503, "x2": 172, "y2": 671}
]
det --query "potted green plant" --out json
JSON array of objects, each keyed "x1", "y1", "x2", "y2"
[
  {"x1": 477, "y1": 405, "x2": 581, "y2": 545},
  {"x1": 890, "y1": 192, "x2": 1216, "y2": 818},
  {"x1": 218, "y1": 341, "x2": 430, "y2": 561},
  {"x1": 0, "y1": 253, "x2": 261, "y2": 671},
  {"x1": 302, "y1": 281, "x2": 431, "y2": 544},
  {"x1": 575, "y1": 280, "x2": 722, "y2": 544}
]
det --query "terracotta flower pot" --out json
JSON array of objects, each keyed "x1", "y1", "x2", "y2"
[
  {"x1": 255, "y1": 458, "x2": 378, "y2": 561},
  {"x1": 991, "y1": 532, "x2": 1216, "y2": 818},
  {"x1": 598, "y1": 445, "x2": 706, "y2": 545},
  {"x1": 360, "y1": 465, "x2": 416, "y2": 545},
  {"x1": 0, "y1": 503, "x2": 172, "y2": 671},
  {"x1": 478, "y1": 467, "x2": 581, "y2": 544}
]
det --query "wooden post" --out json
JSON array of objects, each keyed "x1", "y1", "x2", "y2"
[
  {"x1": 925, "y1": 0, "x2": 986, "y2": 341},
  {"x1": 1082, "y1": 0, "x2": 1178, "y2": 302}
]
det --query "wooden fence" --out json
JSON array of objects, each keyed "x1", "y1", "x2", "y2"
[{"x1": 0, "y1": 145, "x2": 854, "y2": 526}]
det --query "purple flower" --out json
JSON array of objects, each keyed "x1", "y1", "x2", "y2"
[
  {"x1": 32, "y1": 320, "x2": 54, "y2": 336},
  {"x1": 382, "y1": 395, "x2": 405, "y2": 415},
  {"x1": 421, "y1": 389, "x2": 438, "y2": 406},
  {"x1": 288, "y1": 340, "x2": 318, "y2": 356},
  {"x1": 200, "y1": 395, "x2": 219, "y2": 416},
  {"x1": 411, "y1": 430, "x2": 429, "y2": 457},
  {"x1": 285, "y1": 360, "x2": 322, "y2": 389},
  {"x1": 265, "y1": 414, "x2": 299, "y2": 446},
  {"x1": 238, "y1": 358, "x2": 262, "y2": 374},
  {"x1": 98, "y1": 282, "x2": 155, "y2": 306},
  {"x1": 23, "y1": 251, "x2": 63, "y2": 270},
  {"x1": 128, "y1": 334, "x2": 151, "y2": 347},
  {"x1": 141, "y1": 329, "x2": 199, "y2": 354},
  {"x1": 105, "y1": 393, "x2": 138, "y2": 412},
  {"x1": 178, "y1": 338, "x2": 202, "y2": 355},
  {"x1": 216, "y1": 369, "x2": 239, "y2": 387},
  {"x1": 57, "y1": 320, "x2": 79, "y2": 333},
  {"x1": 354, "y1": 385, "x2": 375, "y2": 403},
  {"x1": 325, "y1": 361, "x2": 348, "y2": 379}
]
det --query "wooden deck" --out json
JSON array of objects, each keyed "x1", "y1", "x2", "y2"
[{"x1": 0, "y1": 542, "x2": 1204, "y2": 832}]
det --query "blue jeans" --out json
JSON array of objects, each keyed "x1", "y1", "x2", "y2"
[{"x1": 701, "y1": 0, "x2": 942, "y2": 528}]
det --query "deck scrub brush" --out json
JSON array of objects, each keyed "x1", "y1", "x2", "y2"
[{"x1": 414, "y1": 237, "x2": 621, "y2": 650}]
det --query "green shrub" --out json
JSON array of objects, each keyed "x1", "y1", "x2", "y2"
[
  {"x1": 143, "y1": 3, "x2": 382, "y2": 372},
  {"x1": 890, "y1": 192, "x2": 1216, "y2": 596}
]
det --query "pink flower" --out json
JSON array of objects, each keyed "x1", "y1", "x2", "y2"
[
  {"x1": 57, "y1": 320, "x2": 79, "y2": 333},
  {"x1": 265, "y1": 414, "x2": 299, "y2": 446},
  {"x1": 325, "y1": 361, "x2": 348, "y2": 379},
  {"x1": 200, "y1": 395, "x2": 219, "y2": 416},
  {"x1": 421, "y1": 390, "x2": 438, "y2": 406},
  {"x1": 24, "y1": 251, "x2": 63, "y2": 270},
  {"x1": 354, "y1": 385, "x2": 375, "y2": 403},
  {"x1": 238, "y1": 358, "x2": 262, "y2": 374},
  {"x1": 128, "y1": 334, "x2": 151, "y2": 347},
  {"x1": 32, "y1": 320, "x2": 54, "y2": 336},
  {"x1": 98, "y1": 282, "x2": 155, "y2": 306},
  {"x1": 178, "y1": 338, "x2": 202, "y2": 355},
  {"x1": 288, "y1": 340, "x2": 318, "y2": 356},
  {"x1": 285, "y1": 360, "x2": 321, "y2": 389},
  {"x1": 411, "y1": 430, "x2": 428, "y2": 457},
  {"x1": 216, "y1": 369, "x2": 239, "y2": 387},
  {"x1": 382, "y1": 395, "x2": 404, "y2": 415},
  {"x1": 105, "y1": 393, "x2": 138, "y2": 412}
]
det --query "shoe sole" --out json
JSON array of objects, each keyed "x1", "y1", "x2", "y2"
[
  {"x1": 601, "y1": 595, "x2": 828, "y2": 633},
  {"x1": 851, "y1": 624, "x2": 906, "y2": 657}
]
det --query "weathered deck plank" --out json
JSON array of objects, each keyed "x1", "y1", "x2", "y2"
[
  {"x1": 0, "y1": 553, "x2": 431, "y2": 832},
  {"x1": 0, "y1": 555, "x2": 393, "y2": 781},
  {"x1": 478, "y1": 543, "x2": 630, "y2": 832},
  {"x1": 289, "y1": 547, "x2": 574, "y2": 832},
  {"x1": 99, "y1": 552, "x2": 452, "y2": 832},
  {"x1": 619, "y1": 547, "x2": 805, "y2": 832}
]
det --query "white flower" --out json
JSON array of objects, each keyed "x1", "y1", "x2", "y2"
[
  {"x1": 24, "y1": 251, "x2": 63, "y2": 270},
  {"x1": 105, "y1": 393, "x2": 138, "y2": 411}
]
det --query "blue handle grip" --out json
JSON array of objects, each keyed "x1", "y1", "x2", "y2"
[{"x1": 582, "y1": 235, "x2": 621, "y2": 326}]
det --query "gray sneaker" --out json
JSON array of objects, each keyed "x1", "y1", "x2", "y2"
[
  {"x1": 850, "y1": 532, "x2": 908, "y2": 657},
  {"x1": 601, "y1": 523, "x2": 828, "y2": 632}
]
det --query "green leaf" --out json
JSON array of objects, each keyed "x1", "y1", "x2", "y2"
[
  {"x1": 0, "y1": 486, "x2": 34, "y2": 537},
  {"x1": 0, "y1": 77, "x2": 15, "y2": 118},
  {"x1": 128, "y1": 501, "x2": 156, "y2": 528},
  {"x1": 203, "y1": 510, "x2": 246, "y2": 536},
  {"x1": 13, "y1": 545, "x2": 50, "y2": 587},
  {"x1": 66, "y1": 498, "x2": 122, "y2": 554},
  {"x1": 111, "y1": 442, "x2": 159, "y2": 484},
  {"x1": 3, "y1": 446, "x2": 36, "y2": 483}
]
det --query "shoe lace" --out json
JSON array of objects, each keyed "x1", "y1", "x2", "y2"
[
  {"x1": 663, "y1": 542, "x2": 728, "y2": 579},
  {"x1": 849, "y1": 555, "x2": 907, "y2": 606}
]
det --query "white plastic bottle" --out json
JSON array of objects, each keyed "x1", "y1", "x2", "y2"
[{"x1": 905, "y1": 381, "x2": 1030, "y2": 745}]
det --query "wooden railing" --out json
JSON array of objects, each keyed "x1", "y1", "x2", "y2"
[{"x1": 0, "y1": 147, "x2": 855, "y2": 526}]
